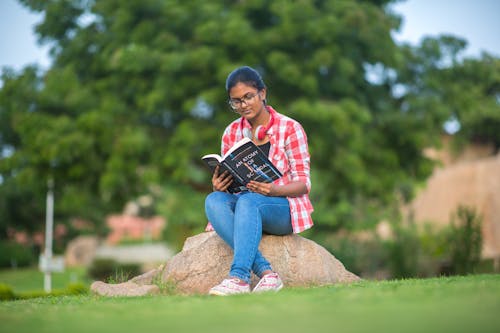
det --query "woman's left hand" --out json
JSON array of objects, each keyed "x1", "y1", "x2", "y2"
[{"x1": 247, "y1": 180, "x2": 275, "y2": 196}]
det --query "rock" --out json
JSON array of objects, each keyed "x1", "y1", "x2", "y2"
[
  {"x1": 161, "y1": 231, "x2": 360, "y2": 295},
  {"x1": 91, "y1": 232, "x2": 360, "y2": 296},
  {"x1": 64, "y1": 236, "x2": 99, "y2": 267},
  {"x1": 130, "y1": 264, "x2": 164, "y2": 285},
  {"x1": 90, "y1": 280, "x2": 160, "y2": 297}
]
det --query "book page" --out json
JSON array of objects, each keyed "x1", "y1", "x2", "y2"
[
  {"x1": 201, "y1": 153, "x2": 222, "y2": 162},
  {"x1": 222, "y1": 137, "x2": 253, "y2": 160}
]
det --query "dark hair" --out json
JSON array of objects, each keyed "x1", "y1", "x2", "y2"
[{"x1": 225, "y1": 66, "x2": 266, "y2": 93}]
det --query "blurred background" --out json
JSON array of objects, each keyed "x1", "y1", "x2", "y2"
[{"x1": 0, "y1": 0, "x2": 499, "y2": 294}]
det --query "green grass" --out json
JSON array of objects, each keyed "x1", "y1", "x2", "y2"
[
  {"x1": 0, "y1": 267, "x2": 91, "y2": 293},
  {"x1": 0, "y1": 274, "x2": 498, "y2": 333}
]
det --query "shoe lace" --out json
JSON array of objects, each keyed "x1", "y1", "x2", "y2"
[{"x1": 258, "y1": 273, "x2": 278, "y2": 287}]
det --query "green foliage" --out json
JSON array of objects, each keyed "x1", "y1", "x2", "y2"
[
  {"x1": 316, "y1": 231, "x2": 388, "y2": 278},
  {"x1": 447, "y1": 205, "x2": 483, "y2": 275},
  {"x1": 384, "y1": 223, "x2": 420, "y2": 278},
  {"x1": 156, "y1": 183, "x2": 208, "y2": 250},
  {"x1": 394, "y1": 37, "x2": 500, "y2": 151},
  {"x1": 63, "y1": 282, "x2": 89, "y2": 295},
  {"x1": 0, "y1": 282, "x2": 88, "y2": 301},
  {"x1": 0, "y1": 241, "x2": 36, "y2": 268},
  {"x1": 87, "y1": 258, "x2": 141, "y2": 282},
  {"x1": 0, "y1": 283, "x2": 15, "y2": 301},
  {"x1": 0, "y1": 0, "x2": 498, "y2": 241},
  {"x1": 16, "y1": 282, "x2": 89, "y2": 300},
  {"x1": 152, "y1": 274, "x2": 178, "y2": 296},
  {"x1": 416, "y1": 223, "x2": 451, "y2": 276},
  {"x1": 451, "y1": 55, "x2": 500, "y2": 151},
  {"x1": 315, "y1": 204, "x2": 488, "y2": 279}
]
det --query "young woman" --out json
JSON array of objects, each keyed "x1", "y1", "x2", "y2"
[{"x1": 205, "y1": 66, "x2": 314, "y2": 295}]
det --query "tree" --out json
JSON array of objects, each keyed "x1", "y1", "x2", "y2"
[
  {"x1": 443, "y1": 54, "x2": 500, "y2": 151},
  {"x1": 393, "y1": 35, "x2": 500, "y2": 151},
  {"x1": 1, "y1": 0, "x2": 498, "y2": 246}
]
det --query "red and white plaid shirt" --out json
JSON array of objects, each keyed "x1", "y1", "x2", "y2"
[{"x1": 206, "y1": 105, "x2": 314, "y2": 233}]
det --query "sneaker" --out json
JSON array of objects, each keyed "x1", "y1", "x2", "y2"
[
  {"x1": 209, "y1": 278, "x2": 251, "y2": 296},
  {"x1": 252, "y1": 272, "x2": 283, "y2": 293}
]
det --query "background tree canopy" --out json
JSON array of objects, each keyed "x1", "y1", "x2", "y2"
[{"x1": 1, "y1": 0, "x2": 499, "y2": 246}]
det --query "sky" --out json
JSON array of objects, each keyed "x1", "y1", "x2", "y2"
[
  {"x1": 0, "y1": 0, "x2": 499, "y2": 72},
  {"x1": 391, "y1": 0, "x2": 500, "y2": 57}
]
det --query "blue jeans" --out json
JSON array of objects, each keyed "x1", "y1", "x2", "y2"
[{"x1": 205, "y1": 191, "x2": 292, "y2": 284}]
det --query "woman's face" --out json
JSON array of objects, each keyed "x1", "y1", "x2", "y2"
[{"x1": 228, "y1": 82, "x2": 266, "y2": 123}]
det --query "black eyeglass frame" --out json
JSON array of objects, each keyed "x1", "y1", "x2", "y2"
[{"x1": 227, "y1": 91, "x2": 261, "y2": 110}]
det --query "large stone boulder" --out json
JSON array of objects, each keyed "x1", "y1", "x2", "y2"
[
  {"x1": 92, "y1": 231, "x2": 360, "y2": 296},
  {"x1": 65, "y1": 235, "x2": 99, "y2": 267},
  {"x1": 90, "y1": 280, "x2": 160, "y2": 297}
]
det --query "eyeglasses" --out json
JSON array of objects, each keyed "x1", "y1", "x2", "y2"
[{"x1": 228, "y1": 91, "x2": 260, "y2": 110}]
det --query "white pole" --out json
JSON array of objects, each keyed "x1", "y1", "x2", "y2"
[{"x1": 44, "y1": 178, "x2": 54, "y2": 293}]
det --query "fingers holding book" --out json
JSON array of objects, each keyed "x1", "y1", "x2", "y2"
[
  {"x1": 212, "y1": 165, "x2": 234, "y2": 192},
  {"x1": 246, "y1": 180, "x2": 275, "y2": 196}
]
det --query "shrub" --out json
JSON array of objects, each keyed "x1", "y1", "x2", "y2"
[
  {"x1": 314, "y1": 230, "x2": 388, "y2": 279},
  {"x1": 0, "y1": 283, "x2": 15, "y2": 301},
  {"x1": 106, "y1": 263, "x2": 142, "y2": 283},
  {"x1": 87, "y1": 258, "x2": 117, "y2": 281},
  {"x1": 17, "y1": 290, "x2": 47, "y2": 299},
  {"x1": 16, "y1": 283, "x2": 89, "y2": 300},
  {"x1": 312, "y1": 207, "x2": 485, "y2": 280},
  {"x1": 87, "y1": 258, "x2": 141, "y2": 282},
  {"x1": 447, "y1": 205, "x2": 483, "y2": 275},
  {"x1": 0, "y1": 241, "x2": 35, "y2": 268},
  {"x1": 339, "y1": 238, "x2": 388, "y2": 278},
  {"x1": 384, "y1": 223, "x2": 420, "y2": 278},
  {"x1": 65, "y1": 282, "x2": 89, "y2": 295},
  {"x1": 417, "y1": 224, "x2": 450, "y2": 276}
]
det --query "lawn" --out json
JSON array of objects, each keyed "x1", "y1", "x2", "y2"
[
  {"x1": 0, "y1": 273, "x2": 499, "y2": 333},
  {"x1": 0, "y1": 267, "x2": 91, "y2": 293}
]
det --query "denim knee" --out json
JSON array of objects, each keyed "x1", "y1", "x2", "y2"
[
  {"x1": 205, "y1": 191, "x2": 226, "y2": 213},
  {"x1": 234, "y1": 192, "x2": 262, "y2": 212}
]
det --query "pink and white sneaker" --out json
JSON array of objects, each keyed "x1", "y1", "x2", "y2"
[
  {"x1": 252, "y1": 272, "x2": 284, "y2": 293},
  {"x1": 209, "y1": 278, "x2": 251, "y2": 296}
]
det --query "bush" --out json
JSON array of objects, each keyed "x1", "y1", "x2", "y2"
[
  {"x1": 87, "y1": 258, "x2": 117, "y2": 281},
  {"x1": 447, "y1": 205, "x2": 483, "y2": 275},
  {"x1": 87, "y1": 258, "x2": 141, "y2": 283},
  {"x1": 383, "y1": 210, "x2": 484, "y2": 279},
  {"x1": 384, "y1": 223, "x2": 421, "y2": 279},
  {"x1": 16, "y1": 283, "x2": 89, "y2": 300},
  {"x1": 65, "y1": 282, "x2": 89, "y2": 295},
  {"x1": 313, "y1": 230, "x2": 389, "y2": 279},
  {"x1": 0, "y1": 241, "x2": 35, "y2": 268},
  {"x1": 17, "y1": 290, "x2": 47, "y2": 299},
  {"x1": 0, "y1": 283, "x2": 15, "y2": 301},
  {"x1": 312, "y1": 205, "x2": 485, "y2": 280},
  {"x1": 416, "y1": 224, "x2": 450, "y2": 276}
]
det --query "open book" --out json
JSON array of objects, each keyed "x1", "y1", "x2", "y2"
[{"x1": 202, "y1": 137, "x2": 283, "y2": 193}]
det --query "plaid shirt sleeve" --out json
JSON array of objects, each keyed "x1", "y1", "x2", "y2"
[{"x1": 221, "y1": 123, "x2": 239, "y2": 156}]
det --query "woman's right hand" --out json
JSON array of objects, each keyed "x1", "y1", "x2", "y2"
[{"x1": 212, "y1": 165, "x2": 233, "y2": 192}]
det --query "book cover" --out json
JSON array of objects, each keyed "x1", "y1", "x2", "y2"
[{"x1": 202, "y1": 137, "x2": 282, "y2": 193}]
